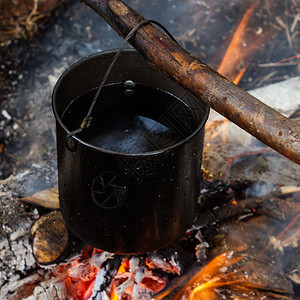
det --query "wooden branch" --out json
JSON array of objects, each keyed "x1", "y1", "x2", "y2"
[
  {"x1": 80, "y1": 0, "x2": 300, "y2": 164},
  {"x1": 20, "y1": 187, "x2": 59, "y2": 209}
]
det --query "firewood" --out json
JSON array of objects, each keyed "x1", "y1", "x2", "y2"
[
  {"x1": 80, "y1": 0, "x2": 300, "y2": 164},
  {"x1": 31, "y1": 211, "x2": 69, "y2": 265},
  {"x1": 280, "y1": 186, "x2": 300, "y2": 195},
  {"x1": 20, "y1": 187, "x2": 59, "y2": 209}
]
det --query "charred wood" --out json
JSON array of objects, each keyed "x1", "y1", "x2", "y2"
[
  {"x1": 30, "y1": 211, "x2": 69, "y2": 265},
  {"x1": 91, "y1": 255, "x2": 122, "y2": 299}
]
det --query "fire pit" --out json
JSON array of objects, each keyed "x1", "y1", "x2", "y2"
[{"x1": 0, "y1": 0, "x2": 299, "y2": 299}]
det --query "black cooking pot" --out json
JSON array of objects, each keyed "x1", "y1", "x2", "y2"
[{"x1": 52, "y1": 49, "x2": 209, "y2": 254}]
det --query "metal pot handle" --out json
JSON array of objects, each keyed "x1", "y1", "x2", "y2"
[
  {"x1": 65, "y1": 131, "x2": 79, "y2": 152},
  {"x1": 64, "y1": 19, "x2": 178, "y2": 153}
]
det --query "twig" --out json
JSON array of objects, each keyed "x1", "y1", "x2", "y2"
[
  {"x1": 258, "y1": 54, "x2": 300, "y2": 67},
  {"x1": 23, "y1": 0, "x2": 46, "y2": 37},
  {"x1": 256, "y1": 71, "x2": 278, "y2": 87},
  {"x1": 280, "y1": 186, "x2": 300, "y2": 195},
  {"x1": 196, "y1": 1, "x2": 210, "y2": 9},
  {"x1": 275, "y1": 16, "x2": 287, "y2": 29},
  {"x1": 275, "y1": 16, "x2": 293, "y2": 49},
  {"x1": 285, "y1": 26, "x2": 293, "y2": 49},
  {"x1": 290, "y1": 13, "x2": 300, "y2": 33},
  {"x1": 264, "y1": 0, "x2": 271, "y2": 15},
  {"x1": 258, "y1": 62, "x2": 297, "y2": 67}
]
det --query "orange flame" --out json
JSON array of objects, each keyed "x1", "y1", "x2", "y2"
[
  {"x1": 110, "y1": 284, "x2": 119, "y2": 300},
  {"x1": 118, "y1": 258, "x2": 129, "y2": 274},
  {"x1": 205, "y1": 1, "x2": 268, "y2": 145},
  {"x1": 217, "y1": 1, "x2": 261, "y2": 84},
  {"x1": 169, "y1": 213, "x2": 300, "y2": 299},
  {"x1": 83, "y1": 281, "x2": 95, "y2": 300},
  {"x1": 109, "y1": 259, "x2": 130, "y2": 300},
  {"x1": 232, "y1": 63, "x2": 249, "y2": 85},
  {"x1": 173, "y1": 252, "x2": 245, "y2": 300}
]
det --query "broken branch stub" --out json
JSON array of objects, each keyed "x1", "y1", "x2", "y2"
[{"x1": 80, "y1": 0, "x2": 300, "y2": 164}]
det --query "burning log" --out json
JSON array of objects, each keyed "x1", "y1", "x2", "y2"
[
  {"x1": 80, "y1": 0, "x2": 300, "y2": 164},
  {"x1": 90, "y1": 254, "x2": 122, "y2": 299}
]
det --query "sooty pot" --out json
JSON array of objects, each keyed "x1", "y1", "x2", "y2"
[{"x1": 52, "y1": 49, "x2": 209, "y2": 254}]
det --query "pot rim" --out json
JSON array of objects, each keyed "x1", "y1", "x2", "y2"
[{"x1": 52, "y1": 49, "x2": 209, "y2": 156}]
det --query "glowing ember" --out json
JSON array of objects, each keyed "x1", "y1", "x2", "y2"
[
  {"x1": 61, "y1": 247, "x2": 187, "y2": 299},
  {"x1": 110, "y1": 284, "x2": 119, "y2": 300},
  {"x1": 83, "y1": 281, "x2": 95, "y2": 300},
  {"x1": 117, "y1": 259, "x2": 129, "y2": 275},
  {"x1": 109, "y1": 256, "x2": 171, "y2": 299}
]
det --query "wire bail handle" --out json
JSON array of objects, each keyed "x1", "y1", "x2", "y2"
[{"x1": 65, "y1": 19, "x2": 178, "y2": 152}]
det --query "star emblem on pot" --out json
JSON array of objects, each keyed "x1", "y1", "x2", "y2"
[{"x1": 91, "y1": 172, "x2": 128, "y2": 209}]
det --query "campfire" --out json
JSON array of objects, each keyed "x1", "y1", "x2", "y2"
[{"x1": 0, "y1": 0, "x2": 299, "y2": 299}]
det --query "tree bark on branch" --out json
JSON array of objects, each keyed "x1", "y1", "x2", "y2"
[{"x1": 81, "y1": 0, "x2": 300, "y2": 164}]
